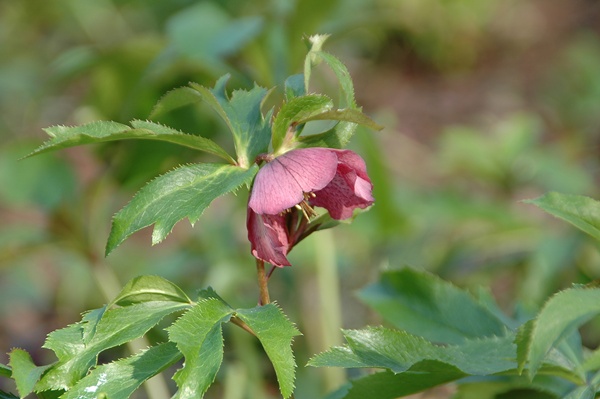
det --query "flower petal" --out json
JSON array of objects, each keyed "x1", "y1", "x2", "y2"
[
  {"x1": 247, "y1": 208, "x2": 292, "y2": 267},
  {"x1": 311, "y1": 150, "x2": 374, "y2": 220},
  {"x1": 248, "y1": 148, "x2": 338, "y2": 215}
]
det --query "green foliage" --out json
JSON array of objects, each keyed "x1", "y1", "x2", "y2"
[
  {"x1": 5, "y1": 277, "x2": 301, "y2": 399},
  {"x1": 359, "y1": 268, "x2": 506, "y2": 344},
  {"x1": 525, "y1": 192, "x2": 600, "y2": 242},
  {"x1": 236, "y1": 304, "x2": 302, "y2": 398},
  {"x1": 60, "y1": 343, "x2": 182, "y2": 399},
  {"x1": 311, "y1": 267, "x2": 600, "y2": 398},
  {"x1": 27, "y1": 121, "x2": 235, "y2": 164},
  {"x1": 105, "y1": 163, "x2": 258, "y2": 255},
  {"x1": 167, "y1": 298, "x2": 233, "y2": 398}
]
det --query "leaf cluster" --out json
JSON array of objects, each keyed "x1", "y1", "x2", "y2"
[
  {"x1": 4, "y1": 276, "x2": 300, "y2": 399},
  {"x1": 307, "y1": 192, "x2": 600, "y2": 399}
]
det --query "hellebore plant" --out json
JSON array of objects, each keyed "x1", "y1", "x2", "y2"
[{"x1": 3, "y1": 35, "x2": 382, "y2": 399}]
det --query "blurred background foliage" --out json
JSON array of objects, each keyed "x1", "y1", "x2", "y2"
[{"x1": 1, "y1": 0, "x2": 600, "y2": 398}]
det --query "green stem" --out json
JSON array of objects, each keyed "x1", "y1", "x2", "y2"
[{"x1": 256, "y1": 259, "x2": 271, "y2": 305}]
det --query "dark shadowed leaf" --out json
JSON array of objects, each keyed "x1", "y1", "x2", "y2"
[{"x1": 359, "y1": 268, "x2": 507, "y2": 344}]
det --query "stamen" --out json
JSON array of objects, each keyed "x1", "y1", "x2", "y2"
[{"x1": 297, "y1": 200, "x2": 316, "y2": 220}]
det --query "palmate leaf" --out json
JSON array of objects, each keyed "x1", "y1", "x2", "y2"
[
  {"x1": 105, "y1": 163, "x2": 257, "y2": 255},
  {"x1": 61, "y1": 342, "x2": 182, "y2": 399},
  {"x1": 236, "y1": 304, "x2": 301, "y2": 399},
  {"x1": 524, "y1": 192, "x2": 600, "y2": 242},
  {"x1": 166, "y1": 298, "x2": 234, "y2": 399},
  {"x1": 515, "y1": 286, "x2": 600, "y2": 379},
  {"x1": 27, "y1": 120, "x2": 235, "y2": 164},
  {"x1": 358, "y1": 268, "x2": 507, "y2": 344},
  {"x1": 151, "y1": 76, "x2": 271, "y2": 168},
  {"x1": 37, "y1": 301, "x2": 189, "y2": 391}
]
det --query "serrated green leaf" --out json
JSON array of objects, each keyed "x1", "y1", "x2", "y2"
[
  {"x1": 61, "y1": 342, "x2": 182, "y2": 399},
  {"x1": 189, "y1": 77, "x2": 271, "y2": 168},
  {"x1": 28, "y1": 120, "x2": 234, "y2": 163},
  {"x1": 149, "y1": 86, "x2": 204, "y2": 119},
  {"x1": 167, "y1": 298, "x2": 234, "y2": 399},
  {"x1": 310, "y1": 327, "x2": 515, "y2": 376},
  {"x1": 129, "y1": 120, "x2": 235, "y2": 163},
  {"x1": 106, "y1": 163, "x2": 257, "y2": 255},
  {"x1": 8, "y1": 349, "x2": 52, "y2": 397},
  {"x1": 81, "y1": 306, "x2": 107, "y2": 345},
  {"x1": 524, "y1": 192, "x2": 600, "y2": 242},
  {"x1": 302, "y1": 43, "x2": 380, "y2": 148},
  {"x1": 284, "y1": 74, "x2": 305, "y2": 101},
  {"x1": 517, "y1": 286, "x2": 600, "y2": 379},
  {"x1": 111, "y1": 275, "x2": 191, "y2": 306},
  {"x1": 271, "y1": 95, "x2": 333, "y2": 151},
  {"x1": 303, "y1": 34, "x2": 332, "y2": 91},
  {"x1": 38, "y1": 301, "x2": 188, "y2": 391},
  {"x1": 359, "y1": 268, "x2": 507, "y2": 344},
  {"x1": 235, "y1": 304, "x2": 301, "y2": 399}
]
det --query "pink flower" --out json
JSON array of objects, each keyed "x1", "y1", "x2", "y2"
[{"x1": 247, "y1": 148, "x2": 374, "y2": 267}]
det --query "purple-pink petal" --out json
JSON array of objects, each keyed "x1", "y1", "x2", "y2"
[
  {"x1": 310, "y1": 150, "x2": 374, "y2": 220},
  {"x1": 247, "y1": 209, "x2": 291, "y2": 267},
  {"x1": 248, "y1": 148, "x2": 338, "y2": 215}
]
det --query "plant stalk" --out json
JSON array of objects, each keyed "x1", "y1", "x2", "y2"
[{"x1": 256, "y1": 259, "x2": 271, "y2": 305}]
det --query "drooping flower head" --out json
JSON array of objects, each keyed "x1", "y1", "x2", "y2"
[{"x1": 247, "y1": 147, "x2": 374, "y2": 267}]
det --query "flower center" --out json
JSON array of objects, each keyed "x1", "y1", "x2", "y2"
[{"x1": 295, "y1": 193, "x2": 317, "y2": 220}]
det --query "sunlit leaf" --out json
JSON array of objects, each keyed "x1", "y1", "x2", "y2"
[
  {"x1": 37, "y1": 301, "x2": 188, "y2": 390},
  {"x1": 167, "y1": 298, "x2": 234, "y2": 398},
  {"x1": 112, "y1": 275, "x2": 191, "y2": 306},
  {"x1": 236, "y1": 304, "x2": 301, "y2": 399},
  {"x1": 359, "y1": 268, "x2": 507, "y2": 344},
  {"x1": 28, "y1": 121, "x2": 233, "y2": 162},
  {"x1": 312, "y1": 327, "x2": 518, "y2": 399},
  {"x1": 8, "y1": 349, "x2": 52, "y2": 397},
  {"x1": 271, "y1": 94, "x2": 333, "y2": 151},
  {"x1": 61, "y1": 343, "x2": 182, "y2": 399},
  {"x1": 516, "y1": 286, "x2": 600, "y2": 379},
  {"x1": 524, "y1": 192, "x2": 600, "y2": 242},
  {"x1": 106, "y1": 163, "x2": 257, "y2": 255},
  {"x1": 192, "y1": 77, "x2": 272, "y2": 168}
]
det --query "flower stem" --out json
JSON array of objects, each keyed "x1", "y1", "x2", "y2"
[{"x1": 256, "y1": 259, "x2": 271, "y2": 305}]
